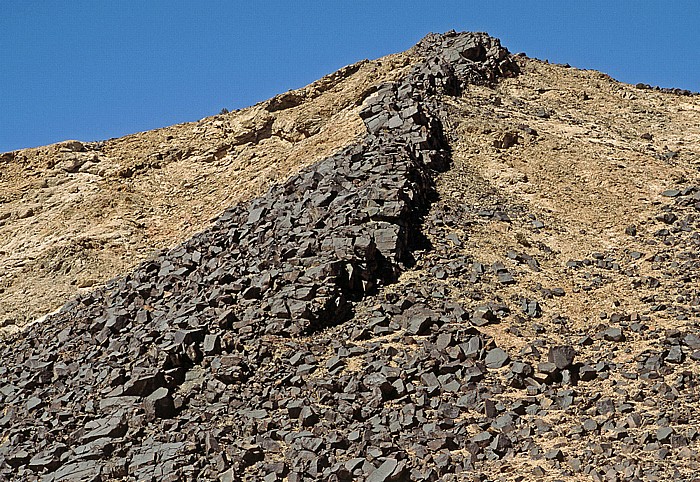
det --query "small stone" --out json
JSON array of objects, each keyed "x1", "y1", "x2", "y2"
[
  {"x1": 538, "y1": 362, "x2": 557, "y2": 374},
  {"x1": 656, "y1": 426, "x2": 674, "y2": 443},
  {"x1": 548, "y1": 345, "x2": 576, "y2": 369},
  {"x1": 679, "y1": 447, "x2": 696, "y2": 458},
  {"x1": 544, "y1": 449, "x2": 564, "y2": 461},
  {"x1": 420, "y1": 372, "x2": 440, "y2": 394},
  {"x1": 665, "y1": 345, "x2": 683, "y2": 364},
  {"x1": 366, "y1": 458, "x2": 398, "y2": 482},
  {"x1": 497, "y1": 272, "x2": 516, "y2": 285},
  {"x1": 511, "y1": 361, "x2": 533, "y2": 376},
  {"x1": 569, "y1": 458, "x2": 582, "y2": 472},
  {"x1": 287, "y1": 400, "x2": 304, "y2": 419},
  {"x1": 203, "y1": 334, "x2": 222, "y2": 355},
  {"x1": 26, "y1": 396, "x2": 43, "y2": 411},
  {"x1": 405, "y1": 311, "x2": 434, "y2": 336},
  {"x1": 300, "y1": 406, "x2": 319, "y2": 427},
  {"x1": 471, "y1": 306, "x2": 499, "y2": 326},
  {"x1": 325, "y1": 356, "x2": 344, "y2": 372},
  {"x1": 144, "y1": 387, "x2": 176, "y2": 418},
  {"x1": 485, "y1": 348, "x2": 510, "y2": 369},
  {"x1": 446, "y1": 233, "x2": 462, "y2": 246},
  {"x1": 344, "y1": 458, "x2": 364, "y2": 472},
  {"x1": 578, "y1": 364, "x2": 597, "y2": 381},
  {"x1": 601, "y1": 327, "x2": 625, "y2": 342},
  {"x1": 471, "y1": 431, "x2": 492, "y2": 444},
  {"x1": 582, "y1": 419, "x2": 598, "y2": 432},
  {"x1": 241, "y1": 444, "x2": 264, "y2": 465},
  {"x1": 596, "y1": 398, "x2": 615, "y2": 415},
  {"x1": 626, "y1": 413, "x2": 642, "y2": 428},
  {"x1": 6, "y1": 450, "x2": 30, "y2": 468},
  {"x1": 123, "y1": 370, "x2": 165, "y2": 396},
  {"x1": 522, "y1": 299, "x2": 541, "y2": 318},
  {"x1": 489, "y1": 433, "x2": 512, "y2": 455}
]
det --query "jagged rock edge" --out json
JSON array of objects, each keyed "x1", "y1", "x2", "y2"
[{"x1": 0, "y1": 32, "x2": 518, "y2": 480}]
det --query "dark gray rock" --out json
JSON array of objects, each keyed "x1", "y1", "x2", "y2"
[
  {"x1": 548, "y1": 345, "x2": 576, "y2": 370},
  {"x1": 485, "y1": 348, "x2": 510, "y2": 369},
  {"x1": 300, "y1": 406, "x2": 319, "y2": 427},
  {"x1": 578, "y1": 364, "x2": 597, "y2": 382},
  {"x1": 600, "y1": 327, "x2": 625, "y2": 342},
  {"x1": 202, "y1": 334, "x2": 222, "y2": 355},
  {"x1": 497, "y1": 272, "x2": 516, "y2": 285},
  {"x1": 471, "y1": 306, "x2": 499, "y2": 326},
  {"x1": 522, "y1": 299, "x2": 541, "y2": 318},
  {"x1": 405, "y1": 307, "x2": 436, "y2": 336},
  {"x1": 661, "y1": 189, "x2": 681, "y2": 197},
  {"x1": 366, "y1": 458, "x2": 399, "y2": 482},
  {"x1": 657, "y1": 427, "x2": 674, "y2": 443},
  {"x1": 123, "y1": 370, "x2": 165, "y2": 396},
  {"x1": 144, "y1": 387, "x2": 176, "y2": 419}
]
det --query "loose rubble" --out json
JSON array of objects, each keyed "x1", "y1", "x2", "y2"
[{"x1": 1, "y1": 31, "x2": 700, "y2": 482}]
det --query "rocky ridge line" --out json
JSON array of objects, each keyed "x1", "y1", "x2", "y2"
[{"x1": 0, "y1": 32, "x2": 519, "y2": 481}]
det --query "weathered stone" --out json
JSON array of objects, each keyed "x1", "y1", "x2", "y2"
[
  {"x1": 661, "y1": 189, "x2": 680, "y2": 197},
  {"x1": 405, "y1": 309, "x2": 435, "y2": 336},
  {"x1": 471, "y1": 306, "x2": 499, "y2": 326},
  {"x1": 657, "y1": 427, "x2": 674, "y2": 443},
  {"x1": 366, "y1": 458, "x2": 399, "y2": 482},
  {"x1": 300, "y1": 406, "x2": 319, "y2": 427},
  {"x1": 123, "y1": 370, "x2": 165, "y2": 396},
  {"x1": 144, "y1": 387, "x2": 176, "y2": 419},
  {"x1": 81, "y1": 417, "x2": 127, "y2": 442},
  {"x1": 600, "y1": 327, "x2": 625, "y2": 342},
  {"x1": 485, "y1": 348, "x2": 510, "y2": 369},
  {"x1": 522, "y1": 300, "x2": 541, "y2": 318},
  {"x1": 578, "y1": 364, "x2": 597, "y2": 382},
  {"x1": 203, "y1": 334, "x2": 222, "y2": 355},
  {"x1": 548, "y1": 346, "x2": 576, "y2": 370},
  {"x1": 497, "y1": 272, "x2": 516, "y2": 285}
]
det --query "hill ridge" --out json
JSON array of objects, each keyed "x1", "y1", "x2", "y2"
[
  {"x1": 1, "y1": 31, "x2": 520, "y2": 481},
  {"x1": 2, "y1": 31, "x2": 700, "y2": 482}
]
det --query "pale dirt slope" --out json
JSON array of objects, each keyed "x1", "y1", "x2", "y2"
[{"x1": 0, "y1": 51, "x2": 415, "y2": 332}]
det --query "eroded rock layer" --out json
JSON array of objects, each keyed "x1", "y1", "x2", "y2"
[
  {"x1": 3, "y1": 31, "x2": 700, "y2": 482},
  {"x1": 0, "y1": 32, "x2": 520, "y2": 481}
]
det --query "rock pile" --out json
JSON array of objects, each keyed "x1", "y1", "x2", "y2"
[
  {"x1": 4, "y1": 30, "x2": 699, "y2": 482},
  {"x1": 0, "y1": 32, "x2": 521, "y2": 481}
]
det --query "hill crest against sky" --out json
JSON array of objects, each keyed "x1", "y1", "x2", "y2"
[
  {"x1": 1, "y1": 1, "x2": 699, "y2": 152},
  {"x1": 2, "y1": 30, "x2": 700, "y2": 480}
]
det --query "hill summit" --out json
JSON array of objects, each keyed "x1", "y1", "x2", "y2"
[{"x1": 2, "y1": 31, "x2": 700, "y2": 481}]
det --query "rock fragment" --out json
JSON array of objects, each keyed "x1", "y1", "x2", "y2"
[{"x1": 548, "y1": 345, "x2": 576, "y2": 370}]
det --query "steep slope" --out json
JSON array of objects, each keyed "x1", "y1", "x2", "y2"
[
  {"x1": 0, "y1": 50, "x2": 415, "y2": 333},
  {"x1": 2, "y1": 31, "x2": 700, "y2": 482}
]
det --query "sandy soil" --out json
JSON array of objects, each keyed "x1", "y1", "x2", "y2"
[
  {"x1": 0, "y1": 51, "x2": 415, "y2": 332},
  {"x1": 438, "y1": 57, "x2": 700, "y2": 352}
]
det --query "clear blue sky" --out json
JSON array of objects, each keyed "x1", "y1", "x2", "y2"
[{"x1": 1, "y1": 1, "x2": 698, "y2": 153}]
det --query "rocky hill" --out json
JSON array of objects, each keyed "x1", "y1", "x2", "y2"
[
  {"x1": 2, "y1": 31, "x2": 700, "y2": 481},
  {"x1": 0, "y1": 50, "x2": 414, "y2": 333}
]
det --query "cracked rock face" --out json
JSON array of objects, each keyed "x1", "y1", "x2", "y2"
[{"x1": 2, "y1": 30, "x2": 700, "y2": 482}]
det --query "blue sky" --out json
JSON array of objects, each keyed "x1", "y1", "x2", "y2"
[{"x1": 1, "y1": 1, "x2": 698, "y2": 153}]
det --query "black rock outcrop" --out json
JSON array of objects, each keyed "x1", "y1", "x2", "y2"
[{"x1": 0, "y1": 32, "x2": 522, "y2": 481}]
